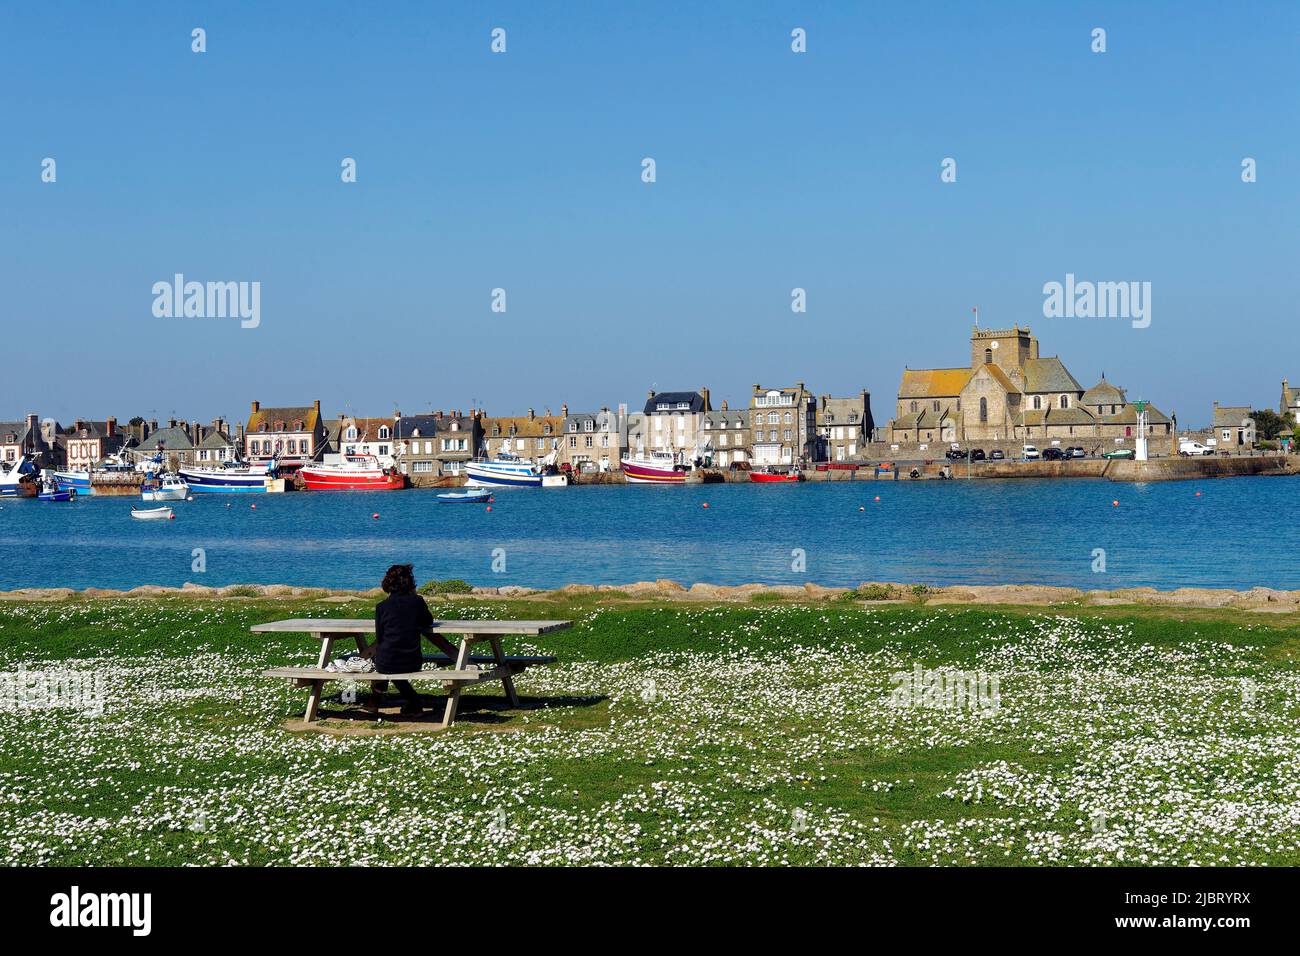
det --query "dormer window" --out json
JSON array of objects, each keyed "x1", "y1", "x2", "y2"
[
  {"x1": 293, "y1": 420, "x2": 303, "y2": 431},
  {"x1": 274, "y1": 421, "x2": 285, "y2": 432},
  {"x1": 450, "y1": 422, "x2": 459, "y2": 432},
  {"x1": 378, "y1": 426, "x2": 391, "y2": 440},
  {"x1": 346, "y1": 427, "x2": 358, "y2": 441}
]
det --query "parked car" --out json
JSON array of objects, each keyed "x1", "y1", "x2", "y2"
[
  {"x1": 988, "y1": 449, "x2": 1005, "y2": 461},
  {"x1": 1179, "y1": 440, "x2": 1214, "y2": 456},
  {"x1": 969, "y1": 448, "x2": 986, "y2": 462},
  {"x1": 1042, "y1": 447, "x2": 1065, "y2": 461},
  {"x1": 945, "y1": 448, "x2": 968, "y2": 461},
  {"x1": 1102, "y1": 448, "x2": 1134, "y2": 460},
  {"x1": 1064, "y1": 446, "x2": 1086, "y2": 459},
  {"x1": 1021, "y1": 445, "x2": 1041, "y2": 460}
]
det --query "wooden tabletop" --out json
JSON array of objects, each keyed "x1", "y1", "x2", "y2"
[{"x1": 251, "y1": 618, "x2": 571, "y2": 635}]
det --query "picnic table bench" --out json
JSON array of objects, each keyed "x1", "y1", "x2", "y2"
[{"x1": 253, "y1": 618, "x2": 571, "y2": 727}]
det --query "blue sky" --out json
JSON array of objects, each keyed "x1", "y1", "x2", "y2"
[{"x1": 2, "y1": 1, "x2": 1296, "y2": 428}]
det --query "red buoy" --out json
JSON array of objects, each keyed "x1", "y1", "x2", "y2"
[
  {"x1": 486, "y1": 505, "x2": 492, "y2": 512},
  {"x1": 1112, "y1": 500, "x2": 1119, "y2": 507},
  {"x1": 372, "y1": 512, "x2": 379, "y2": 520},
  {"x1": 874, "y1": 496, "x2": 881, "y2": 502}
]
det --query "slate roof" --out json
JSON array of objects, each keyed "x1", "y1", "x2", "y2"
[
  {"x1": 644, "y1": 391, "x2": 707, "y2": 415},
  {"x1": 1102, "y1": 403, "x2": 1171, "y2": 425},
  {"x1": 1082, "y1": 378, "x2": 1126, "y2": 406},
  {"x1": 1212, "y1": 405, "x2": 1253, "y2": 428},
  {"x1": 141, "y1": 425, "x2": 195, "y2": 451},
  {"x1": 0, "y1": 421, "x2": 33, "y2": 445},
  {"x1": 1023, "y1": 357, "x2": 1083, "y2": 394}
]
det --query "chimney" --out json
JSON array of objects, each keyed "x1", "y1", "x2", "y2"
[
  {"x1": 251, "y1": 400, "x2": 260, "y2": 414},
  {"x1": 313, "y1": 399, "x2": 321, "y2": 414},
  {"x1": 149, "y1": 419, "x2": 158, "y2": 436},
  {"x1": 168, "y1": 417, "x2": 177, "y2": 429},
  {"x1": 700, "y1": 386, "x2": 710, "y2": 411},
  {"x1": 211, "y1": 418, "x2": 225, "y2": 435},
  {"x1": 820, "y1": 395, "x2": 828, "y2": 410},
  {"x1": 647, "y1": 389, "x2": 656, "y2": 399},
  {"x1": 192, "y1": 421, "x2": 205, "y2": 445},
  {"x1": 721, "y1": 400, "x2": 728, "y2": 411},
  {"x1": 106, "y1": 416, "x2": 116, "y2": 437},
  {"x1": 527, "y1": 408, "x2": 535, "y2": 421},
  {"x1": 74, "y1": 419, "x2": 85, "y2": 433},
  {"x1": 561, "y1": 403, "x2": 568, "y2": 417}
]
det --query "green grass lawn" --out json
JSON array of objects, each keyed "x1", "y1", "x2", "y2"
[{"x1": 2, "y1": 595, "x2": 1299, "y2": 866}]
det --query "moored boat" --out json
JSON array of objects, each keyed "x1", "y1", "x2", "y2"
[
  {"x1": 300, "y1": 455, "x2": 405, "y2": 491},
  {"x1": 141, "y1": 473, "x2": 190, "y2": 501},
  {"x1": 37, "y1": 478, "x2": 76, "y2": 502},
  {"x1": 179, "y1": 461, "x2": 274, "y2": 494},
  {"x1": 50, "y1": 470, "x2": 93, "y2": 495},
  {"x1": 620, "y1": 450, "x2": 689, "y2": 484},
  {"x1": 749, "y1": 467, "x2": 803, "y2": 483},
  {"x1": 464, "y1": 453, "x2": 545, "y2": 488},
  {"x1": 130, "y1": 505, "x2": 174, "y2": 520},
  {"x1": 436, "y1": 488, "x2": 494, "y2": 504},
  {"x1": 0, "y1": 457, "x2": 34, "y2": 498}
]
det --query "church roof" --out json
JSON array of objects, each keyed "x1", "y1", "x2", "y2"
[
  {"x1": 1102, "y1": 402, "x2": 1171, "y2": 425},
  {"x1": 979, "y1": 363, "x2": 1021, "y2": 393},
  {"x1": 1023, "y1": 357, "x2": 1083, "y2": 394},
  {"x1": 898, "y1": 368, "x2": 971, "y2": 398},
  {"x1": 1082, "y1": 377, "x2": 1126, "y2": 406}
]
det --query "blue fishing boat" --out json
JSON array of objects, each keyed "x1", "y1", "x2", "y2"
[
  {"x1": 464, "y1": 452, "x2": 557, "y2": 488},
  {"x1": 178, "y1": 460, "x2": 275, "y2": 494},
  {"x1": 436, "y1": 488, "x2": 494, "y2": 504},
  {"x1": 50, "y1": 470, "x2": 93, "y2": 495},
  {"x1": 37, "y1": 478, "x2": 75, "y2": 502}
]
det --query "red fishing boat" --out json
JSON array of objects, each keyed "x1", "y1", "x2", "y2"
[
  {"x1": 300, "y1": 455, "x2": 406, "y2": 491},
  {"x1": 749, "y1": 467, "x2": 803, "y2": 483}
]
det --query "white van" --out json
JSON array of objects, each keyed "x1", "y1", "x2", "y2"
[{"x1": 1179, "y1": 440, "x2": 1213, "y2": 456}]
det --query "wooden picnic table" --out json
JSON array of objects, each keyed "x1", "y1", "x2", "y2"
[{"x1": 253, "y1": 618, "x2": 571, "y2": 727}]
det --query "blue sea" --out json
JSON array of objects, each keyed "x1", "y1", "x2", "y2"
[{"x1": 1, "y1": 477, "x2": 1297, "y2": 592}]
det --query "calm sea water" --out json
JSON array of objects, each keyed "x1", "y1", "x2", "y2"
[{"x1": 1, "y1": 477, "x2": 1297, "y2": 592}]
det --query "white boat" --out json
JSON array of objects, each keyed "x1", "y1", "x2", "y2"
[
  {"x1": 436, "y1": 487, "x2": 494, "y2": 503},
  {"x1": 130, "y1": 506, "x2": 174, "y2": 520},
  {"x1": 541, "y1": 474, "x2": 569, "y2": 488},
  {"x1": 464, "y1": 453, "x2": 546, "y2": 488},
  {"x1": 0, "y1": 457, "x2": 33, "y2": 498},
  {"x1": 141, "y1": 474, "x2": 190, "y2": 501}
]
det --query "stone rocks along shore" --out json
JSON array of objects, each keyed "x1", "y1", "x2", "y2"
[{"x1": 4, "y1": 579, "x2": 1300, "y2": 611}]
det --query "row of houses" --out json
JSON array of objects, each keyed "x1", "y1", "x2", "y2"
[
  {"x1": 1, "y1": 387, "x2": 877, "y2": 480},
  {"x1": 7, "y1": 335, "x2": 1284, "y2": 478}
]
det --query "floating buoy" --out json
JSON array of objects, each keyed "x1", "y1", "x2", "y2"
[
  {"x1": 1112, "y1": 500, "x2": 1119, "y2": 507},
  {"x1": 486, "y1": 505, "x2": 492, "y2": 512},
  {"x1": 859, "y1": 506, "x2": 865, "y2": 512},
  {"x1": 1195, "y1": 491, "x2": 1202, "y2": 497},
  {"x1": 226, "y1": 503, "x2": 232, "y2": 508},
  {"x1": 250, "y1": 503, "x2": 257, "y2": 509},
  {"x1": 372, "y1": 512, "x2": 380, "y2": 520},
  {"x1": 702, "y1": 502, "x2": 709, "y2": 509},
  {"x1": 874, "y1": 496, "x2": 881, "y2": 502},
  {"x1": 168, "y1": 514, "x2": 175, "y2": 520}
]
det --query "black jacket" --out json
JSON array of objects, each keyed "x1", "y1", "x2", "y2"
[{"x1": 373, "y1": 593, "x2": 433, "y2": 673}]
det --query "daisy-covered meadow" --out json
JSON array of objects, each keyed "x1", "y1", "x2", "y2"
[{"x1": 1, "y1": 595, "x2": 1298, "y2": 866}]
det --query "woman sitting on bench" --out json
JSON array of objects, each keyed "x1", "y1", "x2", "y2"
[{"x1": 365, "y1": 564, "x2": 433, "y2": 715}]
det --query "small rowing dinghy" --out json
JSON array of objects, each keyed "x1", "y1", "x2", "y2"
[
  {"x1": 436, "y1": 488, "x2": 494, "y2": 504},
  {"x1": 130, "y1": 506, "x2": 174, "y2": 521}
]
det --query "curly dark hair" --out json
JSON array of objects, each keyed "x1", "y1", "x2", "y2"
[{"x1": 381, "y1": 563, "x2": 416, "y2": 595}]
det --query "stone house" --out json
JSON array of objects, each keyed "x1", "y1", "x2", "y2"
[
  {"x1": 559, "y1": 408, "x2": 622, "y2": 472},
  {"x1": 480, "y1": 407, "x2": 566, "y2": 464},
  {"x1": 638, "y1": 389, "x2": 711, "y2": 458},
  {"x1": 816, "y1": 391, "x2": 874, "y2": 462},
  {"x1": 699, "y1": 402, "x2": 751, "y2": 467},
  {"x1": 749, "y1": 383, "x2": 817, "y2": 466},
  {"x1": 1212, "y1": 403, "x2": 1256, "y2": 449},
  {"x1": 396, "y1": 411, "x2": 482, "y2": 483},
  {"x1": 245, "y1": 400, "x2": 327, "y2": 471}
]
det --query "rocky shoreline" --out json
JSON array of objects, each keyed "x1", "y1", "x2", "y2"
[{"x1": 4, "y1": 579, "x2": 1300, "y2": 611}]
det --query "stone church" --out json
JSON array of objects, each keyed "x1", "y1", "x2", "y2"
[{"x1": 887, "y1": 326, "x2": 1171, "y2": 447}]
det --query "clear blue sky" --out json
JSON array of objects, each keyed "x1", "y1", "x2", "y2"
[{"x1": 2, "y1": 1, "x2": 1296, "y2": 429}]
